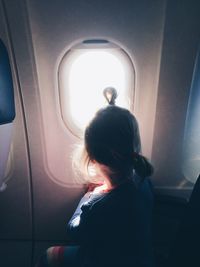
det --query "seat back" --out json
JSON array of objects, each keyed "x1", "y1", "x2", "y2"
[
  {"x1": 169, "y1": 175, "x2": 200, "y2": 267},
  {"x1": 0, "y1": 39, "x2": 15, "y2": 191}
]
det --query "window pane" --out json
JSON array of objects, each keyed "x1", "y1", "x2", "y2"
[{"x1": 59, "y1": 41, "x2": 134, "y2": 136}]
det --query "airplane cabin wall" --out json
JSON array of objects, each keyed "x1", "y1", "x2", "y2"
[
  {"x1": 151, "y1": 2, "x2": 200, "y2": 262},
  {"x1": 23, "y1": 0, "x2": 165, "y2": 253},
  {"x1": 0, "y1": 0, "x2": 32, "y2": 266},
  {"x1": 0, "y1": 0, "x2": 166, "y2": 265},
  {"x1": 0, "y1": 0, "x2": 200, "y2": 267},
  {"x1": 152, "y1": 1, "x2": 200, "y2": 194}
]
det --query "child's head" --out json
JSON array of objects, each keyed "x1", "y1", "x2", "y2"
[{"x1": 83, "y1": 105, "x2": 153, "y2": 185}]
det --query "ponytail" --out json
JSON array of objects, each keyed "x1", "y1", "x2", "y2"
[{"x1": 132, "y1": 153, "x2": 154, "y2": 178}]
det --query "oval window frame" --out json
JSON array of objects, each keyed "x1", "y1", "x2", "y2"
[{"x1": 58, "y1": 39, "x2": 135, "y2": 137}]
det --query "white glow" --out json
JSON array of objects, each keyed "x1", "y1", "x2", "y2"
[{"x1": 67, "y1": 50, "x2": 127, "y2": 130}]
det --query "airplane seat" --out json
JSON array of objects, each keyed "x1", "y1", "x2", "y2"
[
  {"x1": 168, "y1": 175, "x2": 200, "y2": 267},
  {"x1": 0, "y1": 39, "x2": 15, "y2": 192}
]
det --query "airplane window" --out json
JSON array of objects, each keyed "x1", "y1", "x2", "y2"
[
  {"x1": 182, "y1": 49, "x2": 200, "y2": 183},
  {"x1": 58, "y1": 40, "x2": 135, "y2": 136}
]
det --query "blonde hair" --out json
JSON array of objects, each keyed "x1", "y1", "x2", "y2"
[{"x1": 72, "y1": 143, "x2": 104, "y2": 184}]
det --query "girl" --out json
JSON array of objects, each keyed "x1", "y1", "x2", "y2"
[{"x1": 37, "y1": 89, "x2": 154, "y2": 267}]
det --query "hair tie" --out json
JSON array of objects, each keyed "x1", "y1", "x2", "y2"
[{"x1": 103, "y1": 87, "x2": 118, "y2": 105}]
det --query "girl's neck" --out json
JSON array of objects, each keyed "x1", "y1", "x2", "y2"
[{"x1": 106, "y1": 173, "x2": 134, "y2": 190}]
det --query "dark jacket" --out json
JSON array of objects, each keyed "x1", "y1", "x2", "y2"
[{"x1": 67, "y1": 177, "x2": 154, "y2": 267}]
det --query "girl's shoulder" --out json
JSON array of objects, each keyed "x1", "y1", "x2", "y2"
[{"x1": 81, "y1": 191, "x2": 107, "y2": 212}]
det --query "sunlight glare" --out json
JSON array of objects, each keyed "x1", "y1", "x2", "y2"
[{"x1": 68, "y1": 50, "x2": 126, "y2": 130}]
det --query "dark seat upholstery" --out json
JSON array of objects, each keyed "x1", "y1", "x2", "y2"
[{"x1": 169, "y1": 175, "x2": 200, "y2": 267}]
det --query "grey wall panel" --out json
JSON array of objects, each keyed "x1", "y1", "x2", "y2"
[
  {"x1": 3, "y1": 0, "x2": 166, "y2": 241},
  {"x1": 0, "y1": 241, "x2": 32, "y2": 267},
  {"x1": 0, "y1": 1, "x2": 32, "y2": 240},
  {"x1": 27, "y1": 0, "x2": 166, "y2": 162},
  {"x1": 0, "y1": 121, "x2": 32, "y2": 239},
  {"x1": 3, "y1": 0, "x2": 86, "y2": 242},
  {"x1": 152, "y1": 0, "x2": 200, "y2": 192}
]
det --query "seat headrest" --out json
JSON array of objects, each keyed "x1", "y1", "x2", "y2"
[{"x1": 0, "y1": 39, "x2": 15, "y2": 125}]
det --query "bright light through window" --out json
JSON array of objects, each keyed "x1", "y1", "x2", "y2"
[
  {"x1": 59, "y1": 40, "x2": 134, "y2": 136},
  {"x1": 69, "y1": 51, "x2": 126, "y2": 128}
]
